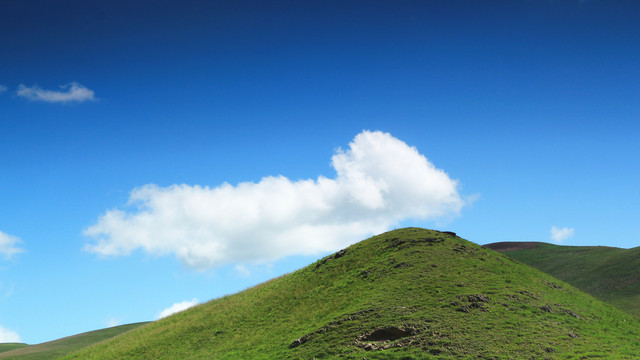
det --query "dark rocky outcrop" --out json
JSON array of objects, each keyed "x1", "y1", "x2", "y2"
[
  {"x1": 360, "y1": 326, "x2": 418, "y2": 342},
  {"x1": 357, "y1": 326, "x2": 421, "y2": 351},
  {"x1": 315, "y1": 248, "x2": 348, "y2": 269}
]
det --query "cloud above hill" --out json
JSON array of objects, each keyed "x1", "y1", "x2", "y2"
[
  {"x1": 0, "y1": 231, "x2": 24, "y2": 260},
  {"x1": 157, "y1": 299, "x2": 200, "y2": 319},
  {"x1": 17, "y1": 82, "x2": 95, "y2": 103},
  {"x1": 84, "y1": 130, "x2": 467, "y2": 269},
  {"x1": 550, "y1": 226, "x2": 574, "y2": 243},
  {"x1": 0, "y1": 324, "x2": 21, "y2": 343}
]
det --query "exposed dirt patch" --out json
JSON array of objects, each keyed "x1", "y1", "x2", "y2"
[
  {"x1": 357, "y1": 325, "x2": 421, "y2": 351},
  {"x1": 288, "y1": 334, "x2": 310, "y2": 349},
  {"x1": 393, "y1": 261, "x2": 413, "y2": 269},
  {"x1": 540, "y1": 304, "x2": 554, "y2": 313},
  {"x1": 562, "y1": 308, "x2": 581, "y2": 319},
  {"x1": 289, "y1": 308, "x2": 380, "y2": 349},
  {"x1": 455, "y1": 294, "x2": 491, "y2": 313},
  {"x1": 289, "y1": 308, "x2": 422, "y2": 350},
  {"x1": 361, "y1": 326, "x2": 418, "y2": 342},
  {"x1": 538, "y1": 304, "x2": 581, "y2": 319},
  {"x1": 452, "y1": 243, "x2": 481, "y2": 256},
  {"x1": 517, "y1": 290, "x2": 540, "y2": 300},
  {"x1": 465, "y1": 294, "x2": 490, "y2": 303}
]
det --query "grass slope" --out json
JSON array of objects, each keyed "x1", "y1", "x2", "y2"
[
  {"x1": 0, "y1": 322, "x2": 148, "y2": 360},
  {"x1": 485, "y1": 242, "x2": 640, "y2": 318},
  {"x1": 64, "y1": 228, "x2": 640, "y2": 359},
  {"x1": 0, "y1": 344, "x2": 28, "y2": 354}
]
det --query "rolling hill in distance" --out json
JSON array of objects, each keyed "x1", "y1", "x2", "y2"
[
  {"x1": 0, "y1": 344, "x2": 28, "y2": 354},
  {"x1": 0, "y1": 323, "x2": 148, "y2": 360},
  {"x1": 485, "y1": 241, "x2": 640, "y2": 319},
  {"x1": 5, "y1": 228, "x2": 640, "y2": 359}
]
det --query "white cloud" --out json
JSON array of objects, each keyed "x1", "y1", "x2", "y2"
[
  {"x1": 0, "y1": 231, "x2": 24, "y2": 260},
  {"x1": 16, "y1": 82, "x2": 95, "y2": 103},
  {"x1": 550, "y1": 226, "x2": 574, "y2": 243},
  {"x1": 157, "y1": 299, "x2": 199, "y2": 319},
  {"x1": 0, "y1": 85, "x2": 7, "y2": 93},
  {"x1": 0, "y1": 325, "x2": 21, "y2": 343},
  {"x1": 84, "y1": 130, "x2": 466, "y2": 269}
]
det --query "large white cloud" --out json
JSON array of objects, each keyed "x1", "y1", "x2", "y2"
[
  {"x1": 17, "y1": 82, "x2": 95, "y2": 103},
  {"x1": 0, "y1": 231, "x2": 24, "y2": 260},
  {"x1": 157, "y1": 299, "x2": 200, "y2": 319},
  {"x1": 84, "y1": 130, "x2": 466, "y2": 269},
  {"x1": 0, "y1": 325, "x2": 21, "y2": 343}
]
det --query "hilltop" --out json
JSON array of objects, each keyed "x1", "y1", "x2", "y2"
[
  {"x1": 486, "y1": 241, "x2": 640, "y2": 318},
  {"x1": 58, "y1": 228, "x2": 640, "y2": 359}
]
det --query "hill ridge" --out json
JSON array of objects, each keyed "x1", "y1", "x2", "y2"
[
  {"x1": 4, "y1": 227, "x2": 633, "y2": 359},
  {"x1": 485, "y1": 241, "x2": 624, "y2": 251}
]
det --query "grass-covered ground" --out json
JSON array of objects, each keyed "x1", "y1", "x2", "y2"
[
  {"x1": 62, "y1": 228, "x2": 640, "y2": 359},
  {"x1": 0, "y1": 322, "x2": 148, "y2": 359},
  {"x1": 486, "y1": 242, "x2": 640, "y2": 318},
  {"x1": 0, "y1": 344, "x2": 28, "y2": 354}
]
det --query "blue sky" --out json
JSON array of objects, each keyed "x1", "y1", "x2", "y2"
[{"x1": 1, "y1": 0, "x2": 638, "y2": 344}]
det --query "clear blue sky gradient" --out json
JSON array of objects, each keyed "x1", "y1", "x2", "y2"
[{"x1": 1, "y1": 0, "x2": 638, "y2": 344}]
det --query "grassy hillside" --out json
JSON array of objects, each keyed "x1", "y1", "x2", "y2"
[
  {"x1": 485, "y1": 241, "x2": 640, "y2": 319},
  {"x1": 63, "y1": 228, "x2": 640, "y2": 359},
  {"x1": 0, "y1": 322, "x2": 148, "y2": 360},
  {"x1": 0, "y1": 344, "x2": 28, "y2": 354}
]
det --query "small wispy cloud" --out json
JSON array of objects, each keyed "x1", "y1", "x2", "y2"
[
  {"x1": 17, "y1": 82, "x2": 95, "y2": 103},
  {"x1": 550, "y1": 226, "x2": 574, "y2": 243},
  {"x1": 106, "y1": 317, "x2": 121, "y2": 328},
  {"x1": 0, "y1": 230, "x2": 24, "y2": 260},
  {"x1": 157, "y1": 299, "x2": 200, "y2": 319},
  {"x1": 0, "y1": 85, "x2": 7, "y2": 93},
  {"x1": 1, "y1": 283, "x2": 15, "y2": 298},
  {"x1": 234, "y1": 264, "x2": 251, "y2": 278},
  {"x1": 0, "y1": 324, "x2": 21, "y2": 343}
]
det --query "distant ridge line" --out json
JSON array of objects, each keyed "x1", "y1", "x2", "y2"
[{"x1": 484, "y1": 241, "x2": 542, "y2": 252}]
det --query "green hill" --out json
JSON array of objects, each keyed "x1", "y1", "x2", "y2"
[
  {"x1": 0, "y1": 344, "x2": 28, "y2": 354},
  {"x1": 61, "y1": 228, "x2": 640, "y2": 359},
  {"x1": 485, "y1": 241, "x2": 640, "y2": 318},
  {"x1": 0, "y1": 322, "x2": 148, "y2": 360}
]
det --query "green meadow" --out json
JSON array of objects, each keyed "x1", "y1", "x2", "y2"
[
  {"x1": 4, "y1": 229, "x2": 640, "y2": 359},
  {"x1": 486, "y1": 241, "x2": 640, "y2": 319},
  {"x1": 57, "y1": 228, "x2": 640, "y2": 359}
]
